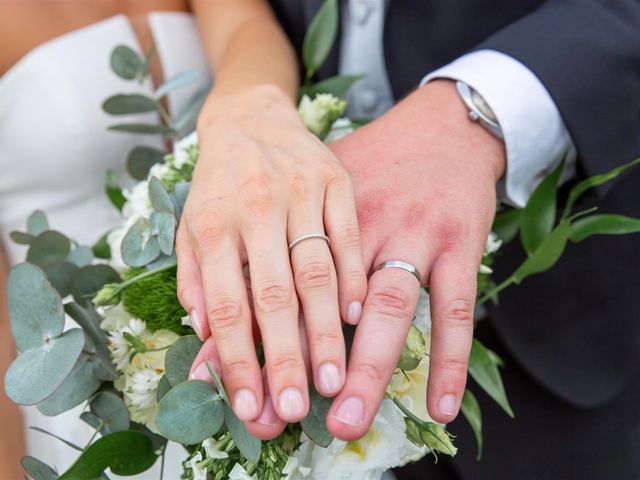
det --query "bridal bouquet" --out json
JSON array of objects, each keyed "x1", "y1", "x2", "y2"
[{"x1": 5, "y1": 1, "x2": 640, "y2": 479}]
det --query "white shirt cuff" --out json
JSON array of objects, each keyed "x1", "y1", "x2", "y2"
[{"x1": 421, "y1": 49, "x2": 577, "y2": 208}]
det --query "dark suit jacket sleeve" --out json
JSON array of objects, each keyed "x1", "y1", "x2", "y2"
[{"x1": 476, "y1": 0, "x2": 640, "y2": 178}]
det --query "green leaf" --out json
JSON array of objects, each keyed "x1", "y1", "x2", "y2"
[
  {"x1": 105, "y1": 170, "x2": 126, "y2": 212},
  {"x1": 71, "y1": 264, "x2": 121, "y2": 303},
  {"x1": 58, "y1": 431, "x2": 157, "y2": 479},
  {"x1": 27, "y1": 210, "x2": 49, "y2": 236},
  {"x1": 300, "y1": 385, "x2": 334, "y2": 447},
  {"x1": 302, "y1": 0, "x2": 338, "y2": 73},
  {"x1": 129, "y1": 422, "x2": 167, "y2": 453},
  {"x1": 7, "y1": 263, "x2": 65, "y2": 351},
  {"x1": 27, "y1": 231, "x2": 71, "y2": 268},
  {"x1": 108, "y1": 123, "x2": 176, "y2": 136},
  {"x1": 110, "y1": 45, "x2": 143, "y2": 80},
  {"x1": 205, "y1": 361, "x2": 227, "y2": 402},
  {"x1": 460, "y1": 389, "x2": 483, "y2": 460},
  {"x1": 80, "y1": 411, "x2": 103, "y2": 430},
  {"x1": 154, "y1": 69, "x2": 201, "y2": 98},
  {"x1": 91, "y1": 391, "x2": 131, "y2": 434},
  {"x1": 306, "y1": 74, "x2": 364, "y2": 98},
  {"x1": 29, "y1": 426, "x2": 83, "y2": 451},
  {"x1": 127, "y1": 146, "x2": 165, "y2": 180},
  {"x1": 93, "y1": 231, "x2": 112, "y2": 259},
  {"x1": 121, "y1": 218, "x2": 161, "y2": 267},
  {"x1": 21, "y1": 456, "x2": 58, "y2": 480},
  {"x1": 9, "y1": 231, "x2": 34, "y2": 245},
  {"x1": 173, "y1": 87, "x2": 208, "y2": 132},
  {"x1": 102, "y1": 94, "x2": 157, "y2": 115},
  {"x1": 156, "y1": 375, "x2": 172, "y2": 402},
  {"x1": 42, "y1": 261, "x2": 78, "y2": 297},
  {"x1": 150, "y1": 211, "x2": 176, "y2": 255},
  {"x1": 569, "y1": 214, "x2": 640, "y2": 243},
  {"x1": 67, "y1": 246, "x2": 93, "y2": 267},
  {"x1": 224, "y1": 404, "x2": 262, "y2": 463},
  {"x1": 563, "y1": 157, "x2": 640, "y2": 218},
  {"x1": 4, "y1": 328, "x2": 85, "y2": 405},
  {"x1": 140, "y1": 45, "x2": 156, "y2": 78},
  {"x1": 492, "y1": 209, "x2": 521, "y2": 245},
  {"x1": 149, "y1": 177, "x2": 175, "y2": 214},
  {"x1": 171, "y1": 181, "x2": 191, "y2": 221},
  {"x1": 468, "y1": 339, "x2": 514, "y2": 418},
  {"x1": 520, "y1": 158, "x2": 565, "y2": 255},
  {"x1": 512, "y1": 221, "x2": 571, "y2": 284},
  {"x1": 164, "y1": 335, "x2": 202, "y2": 387},
  {"x1": 156, "y1": 380, "x2": 224, "y2": 444}
]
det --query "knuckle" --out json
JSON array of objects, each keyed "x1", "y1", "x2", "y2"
[
  {"x1": 336, "y1": 223, "x2": 361, "y2": 251},
  {"x1": 368, "y1": 286, "x2": 414, "y2": 320},
  {"x1": 442, "y1": 298, "x2": 474, "y2": 326},
  {"x1": 352, "y1": 358, "x2": 388, "y2": 384},
  {"x1": 208, "y1": 297, "x2": 244, "y2": 333},
  {"x1": 436, "y1": 356, "x2": 469, "y2": 375},
  {"x1": 222, "y1": 356, "x2": 256, "y2": 377},
  {"x1": 254, "y1": 282, "x2": 295, "y2": 315},
  {"x1": 190, "y1": 211, "x2": 227, "y2": 248},
  {"x1": 295, "y1": 261, "x2": 334, "y2": 291},
  {"x1": 311, "y1": 329, "x2": 342, "y2": 351},
  {"x1": 240, "y1": 174, "x2": 276, "y2": 213},
  {"x1": 288, "y1": 173, "x2": 309, "y2": 199},
  {"x1": 435, "y1": 219, "x2": 466, "y2": 252},
  {"x1": 269, "y1": 352, "x2": 304, "y2": 374}
]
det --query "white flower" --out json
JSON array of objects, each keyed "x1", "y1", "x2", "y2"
[
  {"x1": 173, "y1": 131, "x2": 198, "y2": 169},
  {"x1": 202, "y1": 437, "x2": 228, "y2": 459},
  {"x1": 100, "y1": 303, "x2": 133, "y2": 332},
  {"x1": 478, "y1": 264, "x2": 493, "y2": 274},
  {"x1": 324, "y1": 118, "x2": 354, "y2": 143},
  {"x1": 122, "y1": 180, "x2": 151, "y2": 221},
  {"x1": 106, "y1": 226, "x2": 128, "y2": 272},
  {"x1": 107, "y1": 318, "x2": 147, "y2": 371},
  {"x1": 282, "y1": 456, "x2": 311, "y2": 479},
  {"x1": 298, "y1": 94, "x2": 347, "y2": 138},
  {"x1": 148, "y1": 162, "x2": 171, "y2": 180},
  {"x1": 485, "y1": 232, "x2": 502, "y2": 256},
  {"x1": 187, "y1": 452, "x2": 207, "y2": 480},
  {"x1": 229, "y1": 463, "x2": 257, "y2": 480},
  {"x1": 125, "y1": 367, "x2": 162, "y2": 418},
  {"x1": 181, "y1": 314, "x2": 192, "y2": 327}
]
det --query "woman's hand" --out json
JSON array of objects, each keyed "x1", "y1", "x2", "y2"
[{"x1": 178, "y1": 85, "x2": 367, "y2": 425}]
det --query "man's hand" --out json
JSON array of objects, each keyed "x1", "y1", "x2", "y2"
[{"x1": 326, "y1": 80, "x2": 506, "y2": 440}]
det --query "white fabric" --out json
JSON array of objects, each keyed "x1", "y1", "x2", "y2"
[
  {"x1": 422, "y1": 50, "x2": 577, "y2": 207},
  {"x1": 0, "y1": 13, "x2": 210, "y2": 478}
]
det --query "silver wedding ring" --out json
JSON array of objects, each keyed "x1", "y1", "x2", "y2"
[
  {"x1": 372, "y1": 260, "x2": 422, "y2": 284},
  {"x1": 288, "y1": 233, "x2": 330, "y2": 252}
]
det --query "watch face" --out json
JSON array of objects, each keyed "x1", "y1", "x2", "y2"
[{"x1": 470, "y1": 89, "x2": 498, "y2": 123}]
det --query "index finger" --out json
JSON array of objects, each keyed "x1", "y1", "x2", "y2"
[{"x1": 326, "y1": 267, "x2": 421, "y2": 441}]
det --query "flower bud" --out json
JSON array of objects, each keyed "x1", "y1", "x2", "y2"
[
  {"x1": 92, "y1": 283, "x2": 121, "y2": 307},
  {"x1": 298, "y1": 94, "x2": 347, "y2": 139},
  {"x1": 397, "y1": 324, "x2": 427, "y2": 371}
]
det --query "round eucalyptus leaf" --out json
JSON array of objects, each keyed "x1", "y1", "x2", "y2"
[
  {"x1": 164, "y1": 335, "x2": 202, "y2": 387},
  {"x1": 27, "y1": 231, "x2": 71, "y2": 267},
  {"x1": 27, "y1": 210, "x2": 49, "y2": 236},
  {"x1": 71, "y1": 264, "x2": 121, "y2": 304},
  {"x1": 103, "y1": 94, "x2": 157, "y2": 115},
  {"x1": 67, "y1": 246, "x2": 93, "y2": 267},
  {"x1": 9, "y1": 231, "x2": 34, "y2": 245},
  {"x1": 58, "y1": 431, "x2": 157, "y2": 479},
  {"x1": 108, "y1": 123, "x2": 176, "y2": 136},
  {"x1": 42, "y1": 261, "x2": 78, "y2": 298},
  {"x1": 7, "y1": 263, "x2": 65, "y2": 351},
  {"x1": 150, "y1": 211, "x2": 176, "y2": 255},
  {"x1": 121, "y1": 218, "x2": 161, "y2": 267},
  {"x1": 148, "y1": 177, "x2": 175, "y2": 214},
  {"x1": 110, "y1": 45, "x2": 143, "y2": 80},
  {"x1": 127, "y1": 146, "x2": 165, "y2": 180},
  {"x1": 156, "y1": 375, "x2": 172, "y2": 402},
  {"x1": 37, "y1": 351, "x2": 102, "y2": 416},
  {"x1": 91, "y1": 391, "x2": 130, "y2": 434},
  {"x1": 156, "y1": 380, "x2": 224, "y2": 444},
  {"x1": 21, "y1": 456, "x2": 58, "y2": 480},
  {"x1": 171, "y1": 181, "x2": 191, "y2": 221},
  {"x1": 224, "y1": 404, "x2": 262, "y2": 464},
  {"x1": 4, "y1": 328, "x2": 85, "y2": 405}
]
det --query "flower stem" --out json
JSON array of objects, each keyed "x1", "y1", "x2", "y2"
[
  {"x1": 117, "y1": 262, "x2": 177, "y2": 292},
  {"x1": 477, "y1": 276, "x2": 514, "y2": 305}
]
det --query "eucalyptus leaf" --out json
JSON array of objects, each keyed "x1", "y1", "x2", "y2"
[
  {"x1": 164, "y1": 335, "x2": 202, "y2": 387},
  {"x1": 127, "y1": 146, "x2": 165, "y2": 180},
  {"x1": 4, "y1": 328, "x2": 85, "y2": 405},
  {"x1": 149, "y1": 177, "x2": 175, "y2": 214},
  {"x1": 58, "y1": 431, "x2": 157, "y2": 479},
  {"x1": 156, "y1": 375, "x2": 172, "y2": 402},
  {"x1": 468, "y1": 339, "x2": 514, "y2": 418},
  {"x1": 105, "y1": 170, "x2": 126, "y2": 212},
  {"x1": 563, "y1": 157, "x2": 640, "y2": 218},
  {"x1": 27, "y1": 231, "x2": 71, "y2": 267},
  {"x1": 224, "y1": 404, "x2": 262, "y2": 463},
  {"x1": 156, "y1": 380, "x2": 224, "y2": 444},
  {"x1": 300, "y1": 385, "x2": 334, "y2": 447},
  {"x1": 520, "y1": 158, "x2": 564, "y2": 255},
  {"x1": 91, "y1": 391, "x2": 130, "y2": 434},
  {"x1": 121, "y1": 218, "x2": 161, "y2": 267},
  {"x1": 103, "y1": 94, "x2": 157, "y2": 115},
  {"x1": 306, "y1": 74, "x2": 364, "y2": 98},
  {"x1": 109, "y1": 123, "x2": 176, "y2": 136},
  {"x1": 27, "y1": 210, "x2": 49, "y2": 236},
  {"x1": 29, "y1": 427, "x2": 83, "y2": 451},
  {"x1": 21, "y1": 456, "x2": 58, "y2": 480},
  {"x1": 569, "y1": 214, "x2": 640, "y2": 243},
  {"x1": 155, "y1": 69, "x2": 201, "y2": 98},
  {"x1": 71, "y1": 264, "x2": 121, "y2": 304},
  {"x1": 150, "y1": 211, "x2": 176, "y2": 255},
  {"x1": 65, "y1": 303, "x2": 112, "y2": 368},
  {"x1": 110, "y1": 45, "x2": 143, "y2": 80},
  {"x1": 42, "y1": 261, "x2": 78, "y2": 298},
  {"x1": 205, "y1": 361, "x2": 227, "y2": 402},
  {"x1": 93, "y1": 231, "x2": 112, "y2": 259},
  {"x1": 302, "y1": 0, "x2": 338, "y2": 73},
  {"x1": 173, "y1": 87, "x2": 208, "y2": 132},
  {"x1": 171, "y1": 181, "x2": 191, "y2": 221},
  {"x1": 512, "y1": 222, "x2": 571, "y2": 284},
  {"x1": 460, "y1": 389, "x2": 483, "y2": 460},
  {"x1": 80, "y1": 411, "x2": 103, "y2": 430},
  {"x1": 492, "y1": 209, "x2": 521, "y2": 245},
  {"x1": 7, "y1": 263, "x2": 65, "y2": 351},
  {"x1": 9, "y1": 231, "x2": 34, "y2": 245},
  {"x1": 67, "y1": 246, "x2": 93, "y2": 267}
]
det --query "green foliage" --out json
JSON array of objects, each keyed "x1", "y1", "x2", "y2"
[
  {"x1": 42, "y1": 261, "x2": 78, "y2": 298},
  {"x1": 156, "y1": 375, "x2": 171, "y2": 402},
  {"x1": 121, "y1": 218, "x2": 161, "y2": 267},
  {"x1": 302, "y1": 0, "x2": 338, "y2": 76},
  {"x1": 27, "y1": 210, "x2": 49, "y2": 236},
  {"x1": 225, "y1": 404, "x2": 262, "y2": 464},
  {"x1": 21, "y1": 456, "x2": 58, "y2": 480},
  {"x1": 27, "y1": 231, "x2": 71, "y2": 268},
  {"x1": 460, "y1": 389, "x2": 483, "y2": 460},
  {"x1": 301, "y1": 385, "x2": 334, "y2": 447},
  {"x1": 90, "y1": 391, "x2": 130, "y2": 434},
  {"x1": 92, "y1": 231, "x2": 112, "y2": 259},
  {"x1": 173, "y1": 87, "x2": 209, "y2": 133},
  {"x1": 468, "y1": 339, "x2": 514, "y2": 418},
  {"x1": 102, "y1": 94, "x2": 157, "y2": 115},
  {"x1": 108, "y1": 123, "x2": 176, "y2": 136},
  {"x1": 71, "y1": 264, "x2": 121, "y2": 304},
  {"x1": 304, "y1": 74, "x2": 364, "y2": 98},
  {"x1": 491, "y1": 208, "x2": 521, "y2": 245},
  {"x1": 512, "y1": 221, "x2": 570, "y2": 284},
  {"x1": 164, "y1": 335, "x2": 203, "y2": 386},
  {"x1": 10, "y1": 230, "x2": 34, "y2": 245},
  {"x1": 127, "y1": 146, "x2": 165, "y2": 180},
  {"x1": 110, "y1": 45, "x2": 144, "y2": 81},
  {"x1": 149, "y1": 176, "x2": 175, "y2": 214},
  {"x1": 121, "y1": 266, "x2": 188, "y2": 334},
  {"x1": 105, "y1": 169, "x2": 126, "y2": 212},
  {"x1": 155, "y1": 69, "x2": 201, "y2": 98},
  {"x1": 569, "y1": 214, "x2": 640, "y2": 243}
]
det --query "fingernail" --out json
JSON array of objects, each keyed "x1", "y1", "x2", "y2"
[
  {"x1": 347, "y1": 301, "x2": 362, "y2": 325},
  {"x1": 334, "y1": 396, "x2": 364, "y2": 426},
  {"x1": 318, "y1": 363, "x2": 342, "y2": 394},
  {"x1": 256, "y1": 395, "x2": 279, "y2": 426},
  {"x1": 438, "y1": 394, "x2": 458, "y2": 416},
  {"x1": 191, "y1": 308, "x2": 203, "y2": 339},
  {"x1": 233, "y1": 389, "x2": 258, "y2": 421},
  {"x1": 189, "y1": 361, "x2": 212, "y2": 383},
  {"x1": 278, "y1": 387, "x2": 306, "y2": 418}
]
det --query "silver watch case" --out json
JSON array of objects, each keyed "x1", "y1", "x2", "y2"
[{"x1": 455, "y1": 81, "x2": 504, "y2": 140}]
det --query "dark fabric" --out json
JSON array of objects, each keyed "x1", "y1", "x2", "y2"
[
  {"x1": 267, "y1": 0, "x2": 640, "y2": 407},
  {"x1": 394, "y1": 322, "x2": 640, "y2": 479}
]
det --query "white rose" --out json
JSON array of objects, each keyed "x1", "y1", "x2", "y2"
[{"x1": 297, "y1": 94, "x2": 347, "y2": 138}]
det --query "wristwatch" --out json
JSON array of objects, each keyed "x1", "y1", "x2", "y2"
[{"x1": 455, "y1": 80, "x2": 504, "y2": 140}]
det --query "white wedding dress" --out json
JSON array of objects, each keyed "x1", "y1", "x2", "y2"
[{"x1": 0, "y1": 13, "x2": 210, "y2": 478}]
